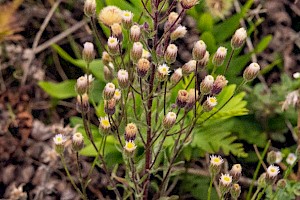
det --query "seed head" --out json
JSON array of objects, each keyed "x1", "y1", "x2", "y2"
[{"x1": 170, "y1": 68, "x2": 183, "y2": 85}]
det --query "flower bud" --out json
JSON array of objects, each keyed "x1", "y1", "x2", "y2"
[
  {"x1": 76, "y1": 74, "x2": 94, "y2": 95},
  {"x1": 114, "y1": 89, "x2": 122, "y2": 102},
  {"x1": 267, "y1": 151, "x2": 277, "y2": 164},
  {"x1": 117, "y1": 69, "x2": 129, "y2": 88},
  {"x1": 82, "y1": 42, "x2": 95, "y2": 63},
  {"x1": 76, "y1": 93, "x2": 89, "y2": 113},
  {"x1": 243, "y1": 62, "x2": 260, "y2": 82},
  {"x1": 122, "y1": 10, "x2": 133, "y2": 29},
  {"x1": 230, "y1": 184, "x2": 241, "y2": 199},
  {"x1": 170, "y1": 68, "x2": 183, "y2": 85},
  {"x1": 219, "y1": 174, "x2": 232, "y2": 195},
  {"x1": 197, "y1": 51, "x2": 210, "y2": 69},
  {"x1": 229, "y1": 164, "x2": 242, "y2": 183},
  {"x1": 170, "y1": 25, "x2": 187, "y2": 41},
  {"x1": 111, "y1": 23, "x2": 123, "y2": 41},
  {"x1": 99, "y1": 116, "x2": 111, "y2": 134},
  {"x1": 124, "y1": 141, "x2": 137, "y2": 156},
  {"x1": 212, "y1": 46, "x2": 227, "y2": 66},
  {"x1": 211, "y1": 75, "x2": 228, "y2": 95},
  {"x1": 286, "y1": 153, "x2": 297, "y2": 165},
  {"x1": 125, "y1": 123, "x2": 138, "y2": 141},
  {"x1": 164, "y1": 44, "x2": 178, "y2": 64},
  {"x1": 202, "y1": 96, "x2": 217, "y2": 112},
  {"x1": 164, "y1": 12, "x2": 180, "y2": 32},
  {"x1": 176, "y1": 90, "x2": 189, "y2": 108},
  {"x1": 163, "y1": 112, "x2": 177, "y2": 129},
  {"x1": 142, "y1": 49, "x2": 151, "y2": 59},
  {"x1": 231, "y1": 27, "x2": 247, "y2": 49},
  {"x1": 200, "y1": 75, "x2": 214, "y2": 94},
  {"x1": 84, "y1": 0, "x2": 96, "y2": 17},
  {"x1": 104, "y1": 65, "x2": 114, "y2": 81},
  {"x1": 107, "y1": 36, "x2": 119, "y2": 55},
  {"x1": 185, "y1": 89, "x2": 199, "y2": 111},
  {"x1": 102, "y1": 51, "x2": 113, "y2": 66},
  {"x1": 181, "y1": 0, "x2": 199, "y2": 9},
  {"x1": 72, "y1": 132, "x2": 84, "y2": 151},
  {"x1": 266, "y1": 165, "x2": 280, "y2": 185},
  {"x1": 193, "y1": 40, "x2": 207, "y2": 60},
  {"x1": 53, "y1": 134, "x2": 66, "y2": 154},
  {"x1": 209, "y1": 155, "x2": 224, "y2": 175},
  {"x1": 103, "y1": 83, "x2": 116, "y2": 100},
  {"x1": 137, "y1": 58, "x2": 150, "y2": 78},
  {"x1": 130, "y1": 42, "x2": 143, "y2": 63},
  {"x1": 275, "y1": 151, "x2": 283, "y2": 164},
  {"x1": 130, "y1": 25, "x2": 141, "y2": 42},
  {"x1": 105, "y1": 98, "x2": 116, "y2": 115},
  {"x1": 276, "y1": 179, "x2": 287, "y2": 189},
  {"x1": 98, "y1": 6, "x2": 122, "y2": 27},
  {"x1": 156, "y1": 63, "x2": 170, "y2": 81},
  {"x1": 182, "y1": 60, "x2": 196, "y2": 75}
]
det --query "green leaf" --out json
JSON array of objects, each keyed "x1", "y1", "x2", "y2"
[
  {"x1": 198, "y1": 13, "x2": 213, "y2": 32},
  {"x1": 38, "y1": 80, "x2": 76, "y2": 99},
  {"x1": 212, "y1": 0, "x2": 254, "y2": 42},
  {"x1": 254, "y1": 34, "x2": 272, "y2": 53},
  {"x1": 201, "y1": 31, "x2": 217, "y2": 52},
  {"x1": 51, "y1": 44, "x2": 105, "y2": 81}
]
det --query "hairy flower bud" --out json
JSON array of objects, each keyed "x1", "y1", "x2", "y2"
[
  {"x1": 176, "y1": 90, "x2": 189, "y2": 108},
  {"x1": 164, "y1": 44, "x2": 178, "y2": 64},
  {"x1": 105, "y1": 98, "x2": 116, "y2": 115},
  {"x1": 185, "y1": 89, "x2": 199, "y2": 111},
  {"x1": 258, "y1": 173, "x2": 266, "y2": 188},
  {"x1": 163, "y1": 112, "x2": 177, "y2": 129},
  {"x1": 212, "y1": 46, "x2": 227, "y2": 66},
  {"x1": 182, "y1": 60, "x2": 196, "y2": 75},
  {"x1": 267, "y1": 151, "x2": 277, "y2": 164},
  {"x1": 117, "y1": 69, "x2": 129, "y2": 88},
  {"x1": 125, "y1": 123, "x2": 138, "y2": 141},
  {"x1": 98, "y1": 6, "x2": 122, "y2": 27},
  {"x1": 137, "y1": 58, "x2": 150, "y2": 78},
  {"x1": 229, "y1": 164, "x2": 242, "y2": 183},
  {"x1": 230, "y1": 184, "x2": 241, "y2": 199},
  {"x1": 103, "y1": 83, "x2": 116, "y2": 100},
  {"x1": 200, "y1": 75, "x2": 214, "y2": 94},
  {"x1": 181, "y1": 0, "x2": 199, "y2": 9},
  {"x1": 243, "y1": 62, "x2": 260, "y2": 82},
  {"x1": 164, "y1": 12, "x2": 180, "y2": 32},
  {"x1": 276, "y1": 179, "x2": 287, "y2": 189},
  {"x1": 84, "y1": 0, "x2": 96, "y2": 17},
  {"x1": 202, "y1": 96, "x2": 217, "y2": 112},
  {"x1": 211, "y1": 75, "x2": 228, "y2": 95},
  {"x1": 53, "y1": 134, "x2": 66, "y2": 154},
  {"x1": 197, "y1": 51, "x2": 210, "y2": 69},
  {"x1": 131, "y1": 42, "x2": 143, "y2": 63},
  {"x1": 107, "y1": 36, "x2": 119, "y2": 55},
  {"x1": 76, "y1": 74, "x2": 94, "y2": 95},
  {"x1": 122, "y1": 10, "x2": 133, "y2": 29},
  {"x1": 170, "y1": 25, "x2": 187, "y2": 41},
  {"x1": 157, "y1": 64, "x2": 170, "y2": 81},
  {"x1": 76, "y1": 93, "x2": 89, "y2": 113},
  {"x1": 82, "y1": 42, "x2": 95, "y2": 63},
  {"x1": 102, "y1": 51, "x2": 113, "y2": 66},
  {"x1": 104, "y1": 65, "x2": 114, "y2": 81},
  {"x1": 170, "y1": 68, "x2": 183, "y2": 85},
  {"x1": 231, "y1": 27, "x2": 247, "y2": 49},
  {"x1": 111, "y1": 23, "x2": 123, "y2": 41},
  {"x1": 72, "y1": 132, "x2": 84, "y2": 151},
  {"x1": 193, "y1": 40, "x2": 207, "y2": 60},
  {"x1": 99, "y1": 116, "x2": 111, "y2": 134},
  {"x1": 130, "y1": 25, "x2": 141, "y2": 42}
]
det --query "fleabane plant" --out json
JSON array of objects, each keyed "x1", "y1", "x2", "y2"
[{"x1": 52, "y1": 1, "x2": 263, "y2": 199}]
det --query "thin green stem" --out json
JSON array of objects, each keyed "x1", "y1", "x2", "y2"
[
  {"x1": 207, "y1": 175, "x2": 214, "y2": 200},
  {"x1": 246, "y1": 140, "x2": 271, "y2": 200},
  {"x1": 256, "y1": 186, "x2": 268, "y2": 200},
  {"x1": 76, "y1": 152, "x2": 87, "y2": 199},
  {"x1": 250, "y1": 187, "x2": 261, "y2": 200},
  {"x1": 223, "y1": 49, "x2": 235, "y2": 75}
]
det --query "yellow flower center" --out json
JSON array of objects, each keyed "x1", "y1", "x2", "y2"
[
  {"x1": 126, "y1": 142, "x2": 135, "y2": 149},
  {"x1": 102, "y1": 120, "x2": 110, "y2": 126},
  {"x1": 224, "y1": 176, "x2": 230, "y2": 182},
  {"x1": 213, "y1": 158, "x2": 220, "y2": 163},
  {"x1": 209, "y1": 98, "x2": 216, "y2": 103}
]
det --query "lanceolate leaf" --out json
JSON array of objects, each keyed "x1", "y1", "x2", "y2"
[{"x1": 38, "y1": 80, "x2": 76, "y2": 99}]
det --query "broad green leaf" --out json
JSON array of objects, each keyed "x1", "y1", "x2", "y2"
[
  {"x1": 200, "y1": 31, "x2": 217, "y2": 52},
  {"x1": 212, "y1": 0, "x2": 254, "y2": 42},
  {"x1": 38, "y1": 80, "x2": 76, "y2": 99},
  {"x1": 198, "y1": 13, "x2": 213, "y2": 32},
  {"x1": 51, "y1": 44, "x2": 104, "y2": 81}
]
